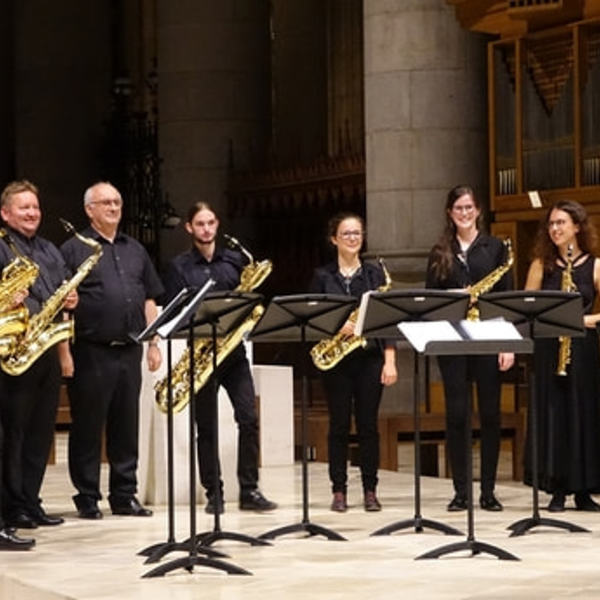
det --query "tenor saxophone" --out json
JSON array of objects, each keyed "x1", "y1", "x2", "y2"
[
  {"x1": 310, "y1": 258, "x2": 392, "y2": 371},
  {"x1": 466, "y1": 238, "x2": 514, "y2": 321},
  {"x1": 154, "y1": 235, "x2": 272, "y2": 414},
  {"x1": 0, "y1": 229, "x2": 39, "y2": 356},
  {"x1": 556, "y1": 244, "x2": 576, "y2": 376},
  {"x1": 0, "y1": 220, "x2": 103, "y2": 376}
]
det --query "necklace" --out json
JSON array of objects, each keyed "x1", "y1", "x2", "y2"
[{"x1": 339, "y1": 264, "x2": 360, "y2": 278}]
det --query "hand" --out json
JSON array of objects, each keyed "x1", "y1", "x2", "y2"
[
  {"x1": 339, "y1": 320, "x2": 355, "y2": 338},
  {"x1": 584, "y1": 315, "x2": 597, "y2": 329},
  {"x1": 12, "y1": 289, "x2": 28, "y2": 307},
  {"x1": 63, "y1": 288, "x2": 78, "y2": 310},
  {"x1": 380, "y1": 362, "x2": 397, "y2": 387},
  {"x1": 498, "y1": 352, "x2": 514, "y2": 372},
  {"x1": 147, "y1": 344, "x2": 162, "y2": 372}
]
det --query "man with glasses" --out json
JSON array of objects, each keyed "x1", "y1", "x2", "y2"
[{"x1": 60, "y1": 181, "x2": 164, "y2": 519}]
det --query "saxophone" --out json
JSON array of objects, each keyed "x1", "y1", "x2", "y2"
[
  {"x1": 310, "y1": 258, "x2": 392, "y2": 371},
  {"x1": 466, "y1": 238, "x2": 514, "y2": 321},
  {"x1": 556, "y1": 244, "x2": 576, "y2": 376},
  {"x1": 0, "y1": 229, "x2": 40, "y2": 356},
  {"x1": 0, "y1": 220, "x2": 103, "y2": 376},
  {"x1": 154, "y1": 235, "x2": 272, "y2": 414}
]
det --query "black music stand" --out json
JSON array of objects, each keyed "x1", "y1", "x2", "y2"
[
  {"x1": 478, "y1": 290, "x2": 589, "y2": 538},
  {"x1": 136, "y1": 284, "x2": 227, "y2": 566},
  {"x1": 356, "y1": 289, "x2": 467, "y2": 538},
  {"x1": 143, "y1": 290, "x2": 266, "y2": 578},
  {"x1": 250, "y1": 294, "x2": 356, "y2": 541}
]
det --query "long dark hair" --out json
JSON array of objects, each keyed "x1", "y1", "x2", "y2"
[
  {"x1": 429, "y1": 185, "x2": 484, "y2": 280},
  {"x1": 532, "y1": 200, "x2": 597, "y2": 272}
]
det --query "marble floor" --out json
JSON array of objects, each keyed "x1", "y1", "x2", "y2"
[{"x1": 2, "y1": 435, "x2": 600, "y2": 600}]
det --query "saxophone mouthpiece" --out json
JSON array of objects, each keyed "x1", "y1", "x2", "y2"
[
  {"x1": 224, "y1": 233, "x2": 253, "y2": 263},
  {"x1": 59, "y1": 218, "x2": 75, "y2": 234},
  {"x1": 223, "y1": 233, "x2": 239, "y2": 248}
]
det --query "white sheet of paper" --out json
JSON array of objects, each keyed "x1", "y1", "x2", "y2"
[
  {"x1": 398, "y1": 321, "x2": 461, "y2": 352},
  {"x1": 459, "y1": 318, "x2": 522, "y2": 341}
]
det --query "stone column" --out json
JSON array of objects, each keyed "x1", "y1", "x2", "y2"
[
  {"x1": 364, "y1": 0, "x2": 488, "y2": 281},
  {"x1": 364, "y1": 0, "x2": 489, "y2": 411},
  {"x1": 157, "y1": 1, "x2": 270, "y2": 261}
]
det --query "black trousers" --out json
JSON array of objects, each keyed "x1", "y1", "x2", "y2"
[
  {"x1": 67, "y1": 341, "x2": 142, "y2": 507},
  {"x1": 437, "y1": 354, "x2": 501, "y2": 496},
  {"x1": 322, "y1": 349, "x2": 384, "y2": 494},
  {"x1": 195, "y1": 345, "x2": 259, "y2": 498},
  {"x1": 0, "y1": 348, "x2": 60, "y2": 517}
]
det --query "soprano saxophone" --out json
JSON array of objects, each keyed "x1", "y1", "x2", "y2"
[
  {"x1": 0, "y1": 229, "x2": 39, "y2": 356},
  {"x1": 310, "y1": 258, "x2": 392, "y2": 371},
  {"x1": 0, "y1": 220, "x2": 103, "y2": 376},
  {"x1": 556, "y1": 244, "x2": 576, "y2": 376},
  {"x1": 466, "y1": 238, "x2": 514, "y2": 321},
  {"x1": 154, "y1": 235, "x2": 272, "y2": 414}
]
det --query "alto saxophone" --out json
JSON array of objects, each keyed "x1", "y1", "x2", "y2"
[
  {"x1": 556, "y1": 244, "x2": 576, "y2": 376},
  {"x1": 466, "y1": 238, "x2": 514, "y2": 321},
  {"x1": 0, "y1": 220, "x2": 103, "y2": 376},
  {"x1": 154, "y1": 235, "x2": 272, "y2": 414},
  {"x1": 0, "y1": 229, "x2": 39, "y2": 356},
  {"x1": 310, "y1": 258, "x2": 392, "y2": 371}
]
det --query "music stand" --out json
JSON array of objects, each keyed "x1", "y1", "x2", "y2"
[
  {"x1": 250, "y1": 294, "x2": 356, "y2": 541},
  {"x1": 136, "y1": 284, "x2": 228, "y2": 566},
  {"x1": 356, "y1": 289, "x2": 467, "y2": 538},
  {"x1": 143, "y1": 289, "x2": 265, "y2": 578},
  {"x1": 478, "y1": 290, "x2": 589, "y2": 538}
]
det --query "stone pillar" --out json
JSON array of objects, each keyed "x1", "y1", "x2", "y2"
[
  {"x1": 12, "y1": 0, "x2": 113, "y2": 238},
  {"x1": 364, "y1": 0, "x2": 489, "y2": 411},
  {"x1": 157, "y1": 1, "x2": 270, "y2": 261},
  {"x1": 364, "y1": 0, "x2": 488, "y2": 281},
  {"x1": 0, "y1": 0, "x2": 14, "y2": 185}
]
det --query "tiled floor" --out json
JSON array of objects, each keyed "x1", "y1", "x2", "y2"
[{"x1": 2, "y1": 434, "x2": 600, "y2": 600}]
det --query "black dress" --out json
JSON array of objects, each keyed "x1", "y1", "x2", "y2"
[{"x1": 525, "y1": 254, "x2": 600, "y2": 495}]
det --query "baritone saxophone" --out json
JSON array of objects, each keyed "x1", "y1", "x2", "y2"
[
  {"x1": 310, "y1": 258, "x2": 392, "y2": 371},
  {"x1": 154, "y1": 235, "x2": 272, "y2": 414},
  {"x1": 0, "y1": 229, "x2": 39, "y2": 356}
]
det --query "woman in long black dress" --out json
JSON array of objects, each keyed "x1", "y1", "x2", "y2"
[
  {"x1": 310, "y1": 212, "x2": 397, "y2": 512},
  {"x1": 524, "y1": 200, "x2": 600, "y2": 511},
  {"x1": 426, "y1": 185, "x2": 514, "y2": 512}
]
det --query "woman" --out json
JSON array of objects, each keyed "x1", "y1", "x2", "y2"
[
  {"x1": 426, "y1": 185, "x2": 514, "y2": 512},
  {"x1": 310, "y1": 212, "x2": 397, "y2": 512},
  {"x1": 524, "y1": 200, "x2": 600, "y2": 512}
]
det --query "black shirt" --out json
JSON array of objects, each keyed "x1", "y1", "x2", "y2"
[
  {"x1": 0, "y1": 227, "x2": 70, "y2": 315},
  {"x1": 425, "y1": 233, "x2": 512, "y2": 292},
  {"x1": 309, "y1": 260, "x2": 387, "y2": 297},
  {"x1": 60, "y1": 227, "x2": 164, "y2": 343},
  {"x1": 164, "y1": 245, "x2": 244, "y2": 301}
]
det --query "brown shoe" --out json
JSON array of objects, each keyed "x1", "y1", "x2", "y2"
[
  {"x1": 364, "y1": 490, "x2": 382, "y2": 512},
  {"x1": 330, "y1": 492, "x2": 347, "y2": 512}
]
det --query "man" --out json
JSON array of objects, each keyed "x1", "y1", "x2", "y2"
[
  {"x1": 0, "y1": 179, "x2": 76, "y2": 529},
  {"x1": 61, "y1": 181, "x2": 163, "y2": 519},
  {"x1": 164, "y1": 201, "x2": 276, "y2": 514}
]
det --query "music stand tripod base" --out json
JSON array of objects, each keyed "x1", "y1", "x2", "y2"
[
  {"x1": 508, "y1": 516, "x2": 589, "y2": 537},
  {"x1": 259, "y1": 522, "x2": 346, "y2": 541},
  {"x1": 143, "y1": 541, "x2": 228, "y2": 565},
  {"x1": 142, "y1": 555, "x2": 252, "y2": 578},
  {"x1": 371, "y1": 517, "x2": 462, "y2": 537},
  {"x1": 416, "y1": 539, "x2": 519, "y2": 561}
]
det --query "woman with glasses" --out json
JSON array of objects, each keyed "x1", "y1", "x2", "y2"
[
  {"x1": 524, "y1": 200, "x2": 600, "y2": 512},
  {"x1": 310, "y1": 212, "x2": 397, "y2": 512},
  {"x1": 426, "y1": 185, "x2": 514, "y2": 512}
]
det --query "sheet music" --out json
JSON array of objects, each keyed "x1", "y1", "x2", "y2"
[
  {"x1": 398, "y1": 321, "x2": 462, "y2": 352},
  {"x1": 353, "y1": 290, "x2": 373, "y2": 335},
  {"x1": 458, "y1": 318, "x2": 522, "y2": 341}
]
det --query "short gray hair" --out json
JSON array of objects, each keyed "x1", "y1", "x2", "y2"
[{"x1": 83, "y1": 181, "x2": 121, "y2": 206}]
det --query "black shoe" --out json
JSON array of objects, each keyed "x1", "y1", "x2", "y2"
[
  {"x1": 205, "y1": 495, "x2": 225, "y2": 515},
  {"x1": 7, "y1": 512, "x2": 38, "y2": 529},
  {"x1": 0, "y1": 527, "x2": 35, "y2": 551},
  {"x1": 574, "y1": 492, "x2": 600, "y2": 511},
  {"x1": 479, "y1": 493, "x2": 503, "y2": 511},
  {"x1": 447, "y1": 495, "x2": 467, "y2": 512},
  {"x1": 30, "y1": 506, "x2": 64, "y2": 526},
  {"x1": 364, "y1": 490, "x2": 382, "y2": 512},
  {"x1": 331, "y1": 492, "x2": 348, "y2": 512},
  {"x1": 75, "y1": 500, "x2": 103, "y2": 520},
  {"x1": 110, "y1": 497, "x2": 153, "y2": 517},
  {"x1": 239, "y1": 489, "x2": 277, "y2": 511},
  {"x1": 547, "y1": 492, "x2": 566, "y2": 513}
]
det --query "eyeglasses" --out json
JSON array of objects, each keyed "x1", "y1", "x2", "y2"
[
  {"x1": 338, "y1": 230, "x2": 363, "y2": 239},
  {"x1": 548, "y1": 219, "x2": 568, "y2": 229},
  {"x1": 91, "y1": 198, "x2": 122, "y2": 208},
  {"x1": 452, "y1": 205, "x2": 475, "y2": 214}
]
